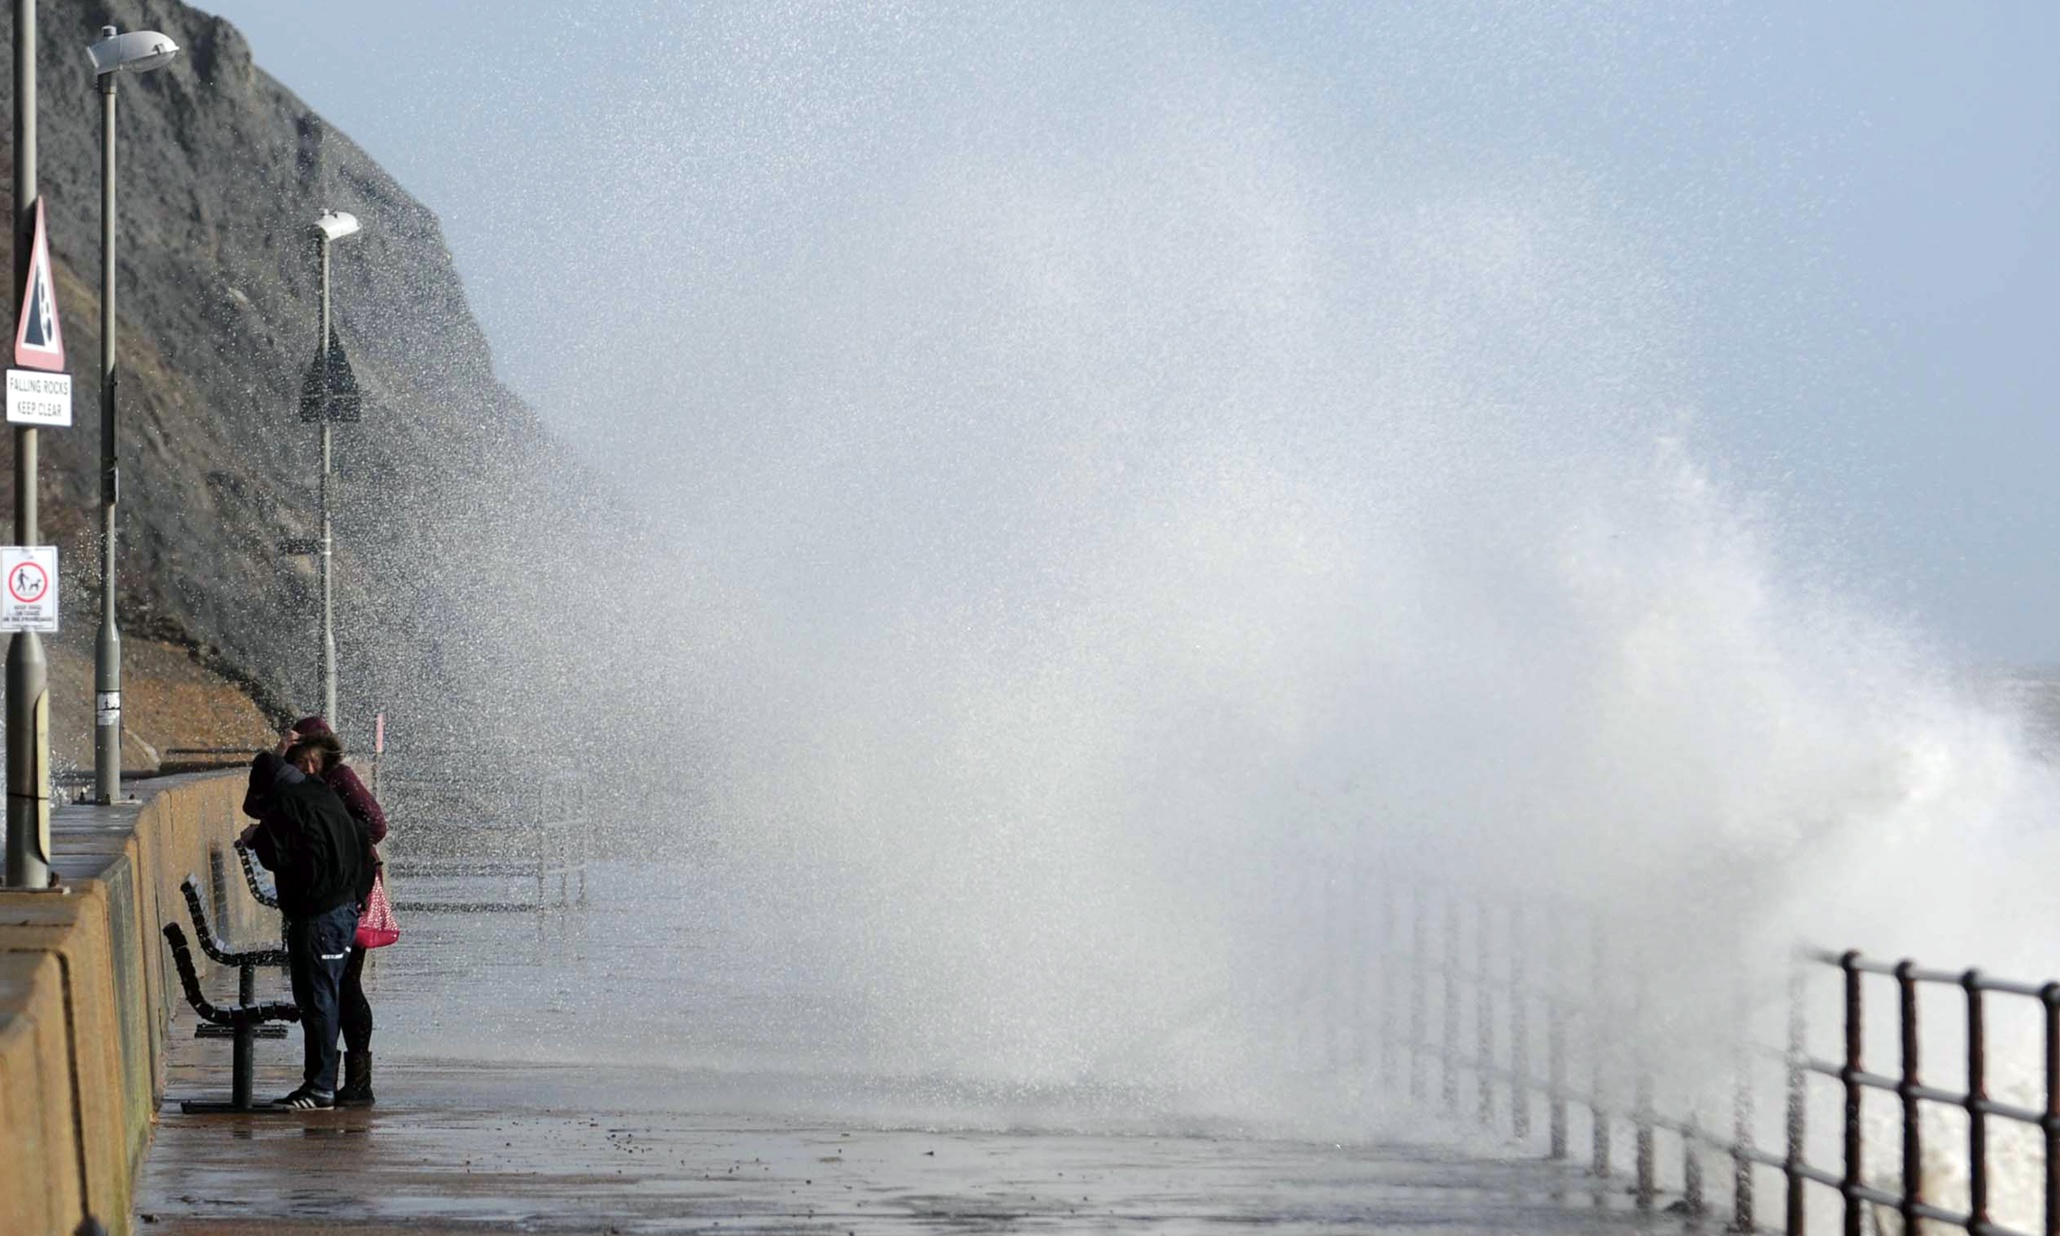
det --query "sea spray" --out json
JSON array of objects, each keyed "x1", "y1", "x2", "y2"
[{"x1": 392, "y1": 13, "x2": 2060, "y2": 1207}]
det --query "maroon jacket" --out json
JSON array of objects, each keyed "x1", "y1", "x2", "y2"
[{"x1": 323, "y1": 762, "x2": 387, "y2": 845}]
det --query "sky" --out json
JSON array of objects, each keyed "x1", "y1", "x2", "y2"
[{"x1": 193, "y1": 0, "x2": 2060, "y2": 666}]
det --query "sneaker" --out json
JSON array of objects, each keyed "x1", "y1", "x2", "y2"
[{"x1": 273, "y1": 1086, "x2": 335, "y2": 1109}]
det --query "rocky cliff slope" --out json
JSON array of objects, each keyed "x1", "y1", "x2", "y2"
[{"x1": 0, "y1": 0, "x2": 635, "y2": 770}]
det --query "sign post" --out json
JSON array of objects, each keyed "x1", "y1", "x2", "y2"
[{"x1": 6, "y1": 2, "x2": 55, "y2": 889}]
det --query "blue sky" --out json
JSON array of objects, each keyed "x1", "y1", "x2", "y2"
[{"x1": 197, "y1": 1, "x2": 2060, "y2": 665}]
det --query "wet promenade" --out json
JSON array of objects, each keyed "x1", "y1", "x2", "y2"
[
  {"x1": 134, "y1": 862, "x2": 1685, "y2": 1234},
  {"x1": 138, "y1": 1056, "x2": 1672, "y2": 1233}
]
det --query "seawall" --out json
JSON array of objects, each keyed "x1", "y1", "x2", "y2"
[{"x1": 0, "y1": 771, "x2": 255, "y2": 1236}]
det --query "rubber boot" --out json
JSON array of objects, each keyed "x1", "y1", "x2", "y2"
[{"x1": 336, "y1": 1050, "x2": 375, "y2": 1107}]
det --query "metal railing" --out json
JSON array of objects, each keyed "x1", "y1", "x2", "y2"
[
  {"x1": 375, "y1": 771, "x2": 594, "y2": 912},
  {"x1": 1350, "y1": 876, "x2": 2060, "y2": 1235},
  {"x1": 1792, "y1": 951, "x2": 2060, "y2": 1236}
]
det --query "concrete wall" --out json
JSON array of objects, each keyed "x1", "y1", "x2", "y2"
[{"x1": 0, "y1": 772, "x2": 255, "y2": 1236}]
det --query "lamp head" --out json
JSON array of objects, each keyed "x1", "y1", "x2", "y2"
[
  {"x1": 89, "y1": 28, "x2": 180, "y2": 77},
  {"x1": 312, "y1": 211, "x2": 361, "y2": 242}
]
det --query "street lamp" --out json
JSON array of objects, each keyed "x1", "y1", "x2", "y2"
[
  {"x1": 87, "y1": 24, "x2": 180, "y2": 806},
  {"x1": 310, "y1": 209, "x2": 359, "y2": 726}
]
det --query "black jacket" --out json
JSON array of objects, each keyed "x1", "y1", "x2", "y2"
[{"x1": 244, "y1": 753, "x2": 371, "y2": 919}]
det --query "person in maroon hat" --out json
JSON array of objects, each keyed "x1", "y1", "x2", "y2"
[{"x1": 284, "y1": 715, "x2": 388, "y2": 1106}]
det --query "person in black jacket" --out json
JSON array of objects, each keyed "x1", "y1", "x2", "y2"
[{"x1": 239, "y1": 739, "x2": 371, "y2": 1109}]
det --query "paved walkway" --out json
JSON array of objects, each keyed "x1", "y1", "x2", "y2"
[
  {"x1": 135, "y1": 867, "x2": 1683, "y2": 1234},
  {"x1": 138, "y1": 1051, "x2": 1675, "y2": 1234}
]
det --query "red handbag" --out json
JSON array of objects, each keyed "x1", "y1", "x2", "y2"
[{"x1": 355, "y1": 871, "x2": 400, "y2": 949}]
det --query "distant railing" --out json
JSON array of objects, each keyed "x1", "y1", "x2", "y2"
[
  {"x1": 375, "y1": 770, "x2": 594, "y2": 912},
  {"x1": 1353, "y1": 877, "x2": 2060, "y2": 1235}
]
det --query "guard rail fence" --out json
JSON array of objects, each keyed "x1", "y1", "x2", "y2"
[{"x1": 1357, "y1": 878, "x2": 2057, "y2": 1235}]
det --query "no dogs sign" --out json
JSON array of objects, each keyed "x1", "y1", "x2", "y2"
[{"x1": 0, "y1": 546, "x2": 57, "y2": 632}]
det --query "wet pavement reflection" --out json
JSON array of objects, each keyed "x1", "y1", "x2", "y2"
[{"x1": 135, "y1": 866, "x2": 1681, "y2": 1233}]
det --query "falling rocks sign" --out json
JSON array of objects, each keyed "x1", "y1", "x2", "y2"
[{"x1": 4, "y1": 369, "x2": 71, "y2": 426}]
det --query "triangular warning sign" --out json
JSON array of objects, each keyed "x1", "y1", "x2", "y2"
[
  {"x1": 13, "y1": 198, "x2": 64, "y2": 373},
  {"x1": 298, "y1": 332, "x2": 362, "y2": 423}
]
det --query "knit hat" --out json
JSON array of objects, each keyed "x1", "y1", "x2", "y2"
[{"x1": 292, "y1": 715, "x2": 333, "y2": 737}]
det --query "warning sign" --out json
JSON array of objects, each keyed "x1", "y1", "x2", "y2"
[
  {"x1": 298, "y1": 334, "x2": 362, "y2": 423},
  {"x1": 4, "y1": 368, "x2": 70, "y2": 426},
  {"x1": 0, "y1": 546, "x2": 57, "y2": 632},
  {"x1": 12, "y1": 200, "x2": 64, "y2": 373}
]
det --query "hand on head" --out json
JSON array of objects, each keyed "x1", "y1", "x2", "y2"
[{"x1": 285, "y1": 731, "x2": 343, "y2": 776}]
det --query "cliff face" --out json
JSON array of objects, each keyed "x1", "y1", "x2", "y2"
[{"x1": 0, "y1": 0, "x2": 619, "y2": 762}]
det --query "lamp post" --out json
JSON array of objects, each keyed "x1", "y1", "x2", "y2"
[
  {"x1": 87, "y1": 25, "x2": 179, "y2": 807},
  {"x1": 311, "y1": 209, "x2": 358, "y2": 727}
]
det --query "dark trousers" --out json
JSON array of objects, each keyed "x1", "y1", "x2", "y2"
[
  {"x1": 286, "y1": 901, "x2": 360, "y2": 1095},
  {"x1": 341, "y1": 943, "x2": 373, "y2": 1052}
]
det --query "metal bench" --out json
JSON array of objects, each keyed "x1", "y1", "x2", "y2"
[
  {"x1": 166, "y1": 873, "x2": 299, "y2": 1112},
  {"x1": 161, "y1": 922, "x2": 299, "y2": 1111},
  {"x1": 180, "y1": 874, "x2": 287, "y2": 971},
  {"x1": 232, "y1": 839, "x2": 279, "y2": 909}
]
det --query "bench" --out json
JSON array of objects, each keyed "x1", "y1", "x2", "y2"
[
  {"x1": 179, "y1": 874, "x2": 288, "y2": 972},
  {"x1": 233, "y1": 839, "x2": 279, "y2": 909},
  {"x1": 165, "y1": 873, "x2": 299, "y2": 1112}
]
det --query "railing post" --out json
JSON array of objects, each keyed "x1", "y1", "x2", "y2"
[
  {"x1": 1478, "y1": 896, "x2": 1495, "y2": 1126},
  {"x1": 576, "y1": 811, "x2": 586, "y2": 904},
  {"x1": 2042, "y1": 982, "x2": 2059, "y2": 1236},
  {"x1": 1635, "y1": 969, "x2": 1656, "y2": 1212},
  {"x1": 1549, "y1": 904, "x2": 1568, "y2": 1160},
  {"x1": 1839, "y1": 951, "x2": 1862, "y2": 1236},
  {"x1": 1378, "y1": 877, "x2": 1396, "y2": 1090},
  {"x1": 1635, "y1": 1072, "x2": 1655, "y2": 1210},
  {"x1": 1443, "y1": 893, "x2": 1461, "y2": 1112},
  {"x1": 1271, "y1": 845, "x2": 1290, "y2": 1068},
  {"x1": 1734, "y1": 1036, "x2": 1757, "y2": 1233},
  {"x1": 1325, "y1": 850, "x2": 1341, "y2": 1070},
  {"x1": 1785, "y1": 965, "x2": 1808, "y2": 1236},
  {"x1": 1631, "y1": 959, "x2": 1664, "y2": 1211},
  {"x1": 1895, "y1": 961, "x2": 1922, "y2": 1236},
  {"x1": 1685, "y1": 1114, "x2": 1706, "y2": 1221},
  {"x1": 1510, "y1": 900, "x2": 1530, "y2": 1141},
  {"x1": 1411, "y1": 883, "x2": 1428, "y2": 1102},
  {"x1": 535, "y1": 786, "x2": 552, "y2": 902},
  {"x1": 1305, "y1": 849, "x2": 1320, "y2": 1067},
  {"x1": 1354, "y1": 856, "x2": 1370, "y2": 1070},
  {"x1": 1966, "y1": 970, "x2": 1989, "y2": 1234},
  {"x1": 1593, "y1": 921, "x2": 1612, "y2": 1179}
]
